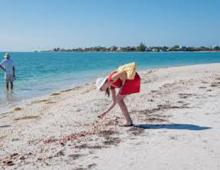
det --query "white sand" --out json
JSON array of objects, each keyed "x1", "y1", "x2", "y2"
[{"x1": 0, "y1": 63, "x2": 220, "y2": 170}]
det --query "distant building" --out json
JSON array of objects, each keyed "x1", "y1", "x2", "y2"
[{"x1": 117, "y1": 47, "x2": 122, "y2": 51}]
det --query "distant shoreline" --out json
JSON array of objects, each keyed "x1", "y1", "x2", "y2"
[
  {"x1": 1, "y1": 50, "x2": 220, "y2": 53},
  {"x1": 40, "y1": 50, "x2": 220, "y2": 53},
  {"x1": 39, "y1": 50, "x2": 220, "y2": 53},
  {"x1": 41, "y1": 44, "x2": 220, "y2": 53}
]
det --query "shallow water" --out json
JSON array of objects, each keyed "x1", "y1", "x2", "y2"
[{"x1": 0, "y1": 51, "x2": 220, "y2": 111}]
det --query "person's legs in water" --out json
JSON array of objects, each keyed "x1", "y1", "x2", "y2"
[
  {"x1": 10, "y1": 81, "x2": 13, "y2": 90},
  {"x1": 116, "y1": 94, "x2": 133, "y2": 126},
  {"x1": 5, "y1": 75, "x2": 14, "y2": 91},
  {"x1": 6, "y1": 81, "x2": 9, "y2": 90}
]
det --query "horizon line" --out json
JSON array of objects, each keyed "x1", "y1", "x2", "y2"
[{"x1": 1, "y1": 44, "x2": 220, "y2": 53}]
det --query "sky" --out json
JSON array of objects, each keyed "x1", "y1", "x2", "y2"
[{"x1": 0, "y1": 0, "x2": 220, "y2": 51}]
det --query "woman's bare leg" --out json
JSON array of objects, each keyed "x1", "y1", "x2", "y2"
[{"x1": 117, "y1": 95, "x2": 133, "y2": 125}]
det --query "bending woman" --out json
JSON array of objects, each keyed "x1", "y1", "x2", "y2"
[{"x1": 96, "y1": 63, "x2": 141, "y2": 127}]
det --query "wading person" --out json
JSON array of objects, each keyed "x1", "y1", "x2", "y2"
[
  {"x1": 96, "y1": 62, "x2": 141, "y2": 127},
  {"x1": 0, "y1": 53, "x2": 16, "y2": 91}
]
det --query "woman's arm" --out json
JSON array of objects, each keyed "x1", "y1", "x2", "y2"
[
  {"x1": 111, "y1": 71, "x2": 127, "y2": 86},
  {"x1": 98, "y1": 88, "x2": 117, "y2": 118}
]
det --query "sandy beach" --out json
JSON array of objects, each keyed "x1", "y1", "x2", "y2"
[{"x1": 0, "y1": 63, "x2": 220, "y2": 170}]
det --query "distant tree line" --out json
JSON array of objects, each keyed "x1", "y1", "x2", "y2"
[{"x1": 50, "y1": 43, "x2": 220, "y2": 52}]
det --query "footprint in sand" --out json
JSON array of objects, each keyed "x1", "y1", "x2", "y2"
[
  {"x1": 202, "y1": 81, "x2": 209, "y2": 84},
  {"x1": 0, "y1": 125, "x2": 11, "y2": 128},
  {"x1": 68, "y1": 153, "x2": 83, "y2": 160},
  {"x1": 60, "y1": 89, "x2": 73, "y2": 93},
  {"x1": 31, "y1": 99, "x2": 49, "y2": 104},
  {"x1": 61, "y1": 86, "x2": 81, "y2": 93},
  {"x1": 14, "y1": 107, "x2": 22, "y2": 111},
  {"x1": 128, "y1": 127, "x2": 145, "y2": 136},
  {"x1": 76, "y1": 109, "x2": 81, "y2": 112},
  {"x1": 142, "y1": 80, "x2": 151, "y2": 84},
  {"x1": 75, "y1": 143, "x2": 105, "y2": 149},
  {"x1": 103, "y1": 137, "x2": 121, "y2": 146},
  {"x1": 51, "y1": 92, "x2": 60, "y2": 96},
  {"x1": 88, "y1": 163, "x2": 97, "y2": 169},
  {"x1": 169, "y1": 136, "x2": 178, "y2": 140},
  {"x1": 14, "y1": 115, "x2": 40, "y2": 121},
  {"x1": 46, "y1": 101, "x2": 56, "y2": 104},
  {"x1": 148, "y1": 99, "x2": 154, "y2": 102},
  {"x1": 81, "y1": 87, "x2": 96, "y2": 94},
  {"x1": 151, "y1": 90, "x2": 158, "y2": 93},
  {"x1": 178, "y1": 93, "x2": 194, "y2": 99},
  {"x1": 146, "y1": 117, "x2": 167, "y2": 122},
  {"x1": 211, "y1": 81, "x2": 220, "y2": 87},
  {"x1": 97, "y1": 130, "x2": 121, "y2": 146},
  {"x1": 0, "y1": 135, "x2": 7, "y2": 140}
]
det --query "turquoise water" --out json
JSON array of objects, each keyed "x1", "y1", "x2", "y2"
[{"x1": 0, "y1": 52, "x2": 220, "y2": 110}]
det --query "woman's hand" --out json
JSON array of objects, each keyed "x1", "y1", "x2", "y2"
[
  {"x1": 98, "y1": 89, "x2": 116, "y2": 119},
  {"x1": 98, "y1": 112, "x2": 107, "y2": 119}
]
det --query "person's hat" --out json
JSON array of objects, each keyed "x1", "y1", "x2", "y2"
[
  {"x1": 4, "y1": 53, "x2": 10, "y2": 59},
  {"x1": 96, "y1": 77, "x2": 107, "y2": 90}
]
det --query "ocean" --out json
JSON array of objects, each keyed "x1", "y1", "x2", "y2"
[{"x1": 0, "y1": 51, "x2": 220, "y2": 111}]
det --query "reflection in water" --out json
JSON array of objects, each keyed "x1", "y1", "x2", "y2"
[
  {"x1": 0, "y1": 89, "x2": 18, "y2": 112},
  {"x1": 5, "y1": 90, "x2": 16, "y2": 102}
]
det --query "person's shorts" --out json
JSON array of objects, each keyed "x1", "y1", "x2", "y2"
[{"x1": 5, "y1": 74, "x2": 14, "y2": 83}]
